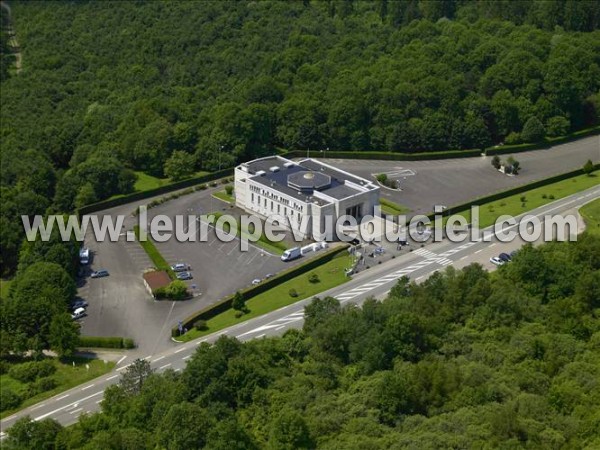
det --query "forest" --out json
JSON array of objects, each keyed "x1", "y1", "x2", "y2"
[
  {"x1": 1, "y1": 1, "x2": 599, "y2": 275},
  {"x1": 4, "y1": 235, "x2": 599, "y2": 449}
]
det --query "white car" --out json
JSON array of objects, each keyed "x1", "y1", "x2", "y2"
[
  {"x1": 251, "y1": 278, "x2": 262, "y2": 285},
  {"x1": 171, "y1": 263, "x2": 190, "y2": 272},
  {"x1": 490, "y1": 256, "x2": 505, "y2": 266},
  {"x1": 71, "y1": 307, "x2": 86, "y2": 320}
]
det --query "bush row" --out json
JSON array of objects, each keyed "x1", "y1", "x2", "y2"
[
  {"x1": 172, "y1": 245, "x2": 349, "y2": 337},
  {"x1": 427, "y1": 164, "x2": 600, "y2": 220},
  {"x1": 484, "y1": 126, "x2": 600, "y2": 156},
  {"x1": 77, "y1": 336, "x2": 136, "y2": 349},
  {"x1": 77, "y1": 168, "x2": 234, "y2": 216},
  {"x1": 283, "y1": 148, "x2": 482, "y2": 161},
  {"x1": 8, "y1": 359, "x2": 56, "y2": 383}
]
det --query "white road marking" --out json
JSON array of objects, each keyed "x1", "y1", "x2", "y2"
[
  {"x1": 153, "y1": 356, "x2": 165, "y2": 363},
  {"x1": 159, "y1": 363, "x2": 172, "y2": 370},
  {"x1": 69, "y1": 408, "x2": 83, "y2": 415},
  {"x1": 183, "y1": 355, "x2": 191, "y2": 360},
  {"x1": 116, "y1": 355, "x2": 127, "y2": 365},
  {"x1": 34, "y1": 391, "x2": 102, "y2": 421},
  {"x1": 474, "y1": 249, "x2": 483, "y2": 254},
  {"x1": 174, "y1": 347, "x2": 187, "y2": 353},
  {"x1": 256, "y1": 334, "x2": 266, "y2": 338},
  {"x1": 107, "y1": 375, "x2": 118, "y2": 381},
  {"x1": 32, "y1": 403, "x2": 46, "y2": 410},
  {"x1": 116, "y1": 363, "x2": 131, "y2": 372},
  {"x1": 81, "y1": 384, "x2": 95, "y2": 391},
  {"x1": 55, "y1": 394, "x2": 69, "y2": 401},
  {"x1": 275, "y1": 326, "x2": 285, "y2": 331}
]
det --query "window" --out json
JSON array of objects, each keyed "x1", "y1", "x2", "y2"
[{"x1": 251, "y1": 193, "x2": 254, "y2": 202}]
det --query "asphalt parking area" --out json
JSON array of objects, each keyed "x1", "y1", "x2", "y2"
[{"x1": 321, "y1": 135, "x2": 600, "y2": 216}]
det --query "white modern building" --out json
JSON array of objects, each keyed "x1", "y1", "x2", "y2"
[{"x1": 234, "y1": 156, "x2": 380, "y2": 240}]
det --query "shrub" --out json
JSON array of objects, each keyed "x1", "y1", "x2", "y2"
[
  {"x1": 210, "y1": 181, "x2": 218, "y2": 187},
  {"x1": 8, "y1": 360, "x2": 56, "y2": 383},
  {"x1": 376, "y1": 173, "x2": 388, "y2": 183},
  {"x1": 491, "y1": 155, "x2": 501, "y2": 169},
  {"x1": 232, "y1": 291, "x2": 246, "y2": 311},
  {"x1": 30, "y1": 376, "x2": 57, "y2": 395},
  {"x1": 165, "y1": 280, "x2": 189, "y2": 300},
  {"x1": 520, "y1": 195, "x2": 527, "y2": 203},
  {"x1": 123, "y1": 338, "x2": 135, "y2": 349},
  {"x1": 546, "y1": 116, "x2": 570, "y2": 137},
  {"x1": 549, "y1": 194, "x2": 555, "y2": 199},
  {"x1": 224, "y1": 185, "x2": 234, "y2": 196},
  {"x1": 583, "y1": 159, "x2": 595, "y2": 176},
  {"x1": 0, "y1": 360, "x2": 9, "y2": 375},
  {"x1": 308, "y1": 273, "x2": 320, "y2": 284},
  {"x1": 542, "y1": 194, "x2": 547, "y2": 199},
  {"x1": 194, "y1": 320, "x2": 208, "y2": 331},
  {"x1": 505, "y1": 132, "x2": 521, "y2": 145},
  {"x1": 289, "y1": 289, "x2": 298, "y2": 298},
  {"x1": 0, "y1": 388, "x2": 22, "y2": 412},
  {"x1": 234, "y1": 311, "x2": 244, "y2": 318},
  {"x1": 78, "y1": 336, "x2": 135, "y2": 349}
]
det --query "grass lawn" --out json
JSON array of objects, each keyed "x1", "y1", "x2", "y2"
[
  {"x1": 205, "y1": 212, "x2": 288, "y2": 255},
  {"x1": 0, "y1": 278, "x2": 12, "y2": 299},
  {"x1": 580, "y1": 198, "x2": 600, "y2": 235},
  {"x1": 213, "y1": 190, "x2": 235, "y2": 204},
  {"x1": 177, "y1": 253, "x2": 354, "y2": 342},
  {"x1": 1, "y1": 357, "x2": 115, "y2": 419},
  {"x1": 380, "y1": 198, "x2": 410, "y2": 216},
  {"x1": 134, "y1": 170, "x2": 210, "y2": 192},
  {"x1": 444, "y1": 172, "x2": 599, "y2": 228},
  {"x1": 133, "y1": 225, "x2": 175, "y2": 278}
]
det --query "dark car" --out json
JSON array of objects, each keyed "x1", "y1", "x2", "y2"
[
  {"x1": 499, "y1": 253, "x2": 512, "y2": 262},
  {"x1": 71, "y1": 300, "x2": 88, "y2": 310},
  {"x1": 176, "y1": 271, "x2": 193, "y2": 280},
  {"x1": 91, "y1": 269, "x2": 109, "y2": 278}
]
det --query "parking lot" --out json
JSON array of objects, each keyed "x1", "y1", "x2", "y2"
[
  {"x1": 77, "y1": 185, "x2": 321, "y2": 355},
  {"x1": 323, "y1": 135, "x2": 600, "y2": 216}
]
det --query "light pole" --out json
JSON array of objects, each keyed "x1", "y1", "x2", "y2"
[{"x1": 218, "y1": 145, "x2": 224, "y2": 171}]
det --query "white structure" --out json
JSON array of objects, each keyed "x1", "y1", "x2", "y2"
[{"x1": 234, "y1": 156, "x2": 379, "y2": 240}]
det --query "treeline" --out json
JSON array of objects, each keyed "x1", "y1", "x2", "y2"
[
  {"x1": 1, "y1": 1, "x2": 600, "y2": 274},
  {"x1": 5, "y1": 235, "x2": 600, "y2": 448}
]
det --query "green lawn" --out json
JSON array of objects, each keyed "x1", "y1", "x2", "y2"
[
  {"x1": 212, "y1": 190, "x2": 235, "y2": 204},
  {"x1": 205, "y1": 212, "x2": 288, "y2": 255},
  {"x1": 380, "y1": 198, "x2": 410, "y2": 216},
  {"x1": 177, "y1": 254, "x2": 354, "y2": 342},
  {"x1": 445, "y1": 172, "x2": 599, "y2": 228},
  {"x1": 133, "y1": 225, "x2": 175, "y2": 278},
  {"x1": 0, "y1": 279, "x2": 12, "y2": 299},
  {"x1": 580, "y1": 198, "x2": 600, "y2": 235},
  {"x1": 133, "y1": 170, "x2": 210, "y2": 192},
  {"x1": 1, "y1": 357, "x2": 115, "y2": 419}
]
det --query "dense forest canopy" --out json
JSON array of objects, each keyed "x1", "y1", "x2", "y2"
[
  {"x1": 5, "y1": 236, "x2": 600, "y2": 448},
  {"x1": 1, "y1": 0, "x2": 599, "y2": 275}
]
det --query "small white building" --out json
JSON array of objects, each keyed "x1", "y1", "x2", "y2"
[{"x1": 234, "y1": 156, "x2": 379, "y2": 240}]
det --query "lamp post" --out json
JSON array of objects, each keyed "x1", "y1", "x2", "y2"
[{"x1": 218, "y1": 145, "x2": 224, "y2": 170}]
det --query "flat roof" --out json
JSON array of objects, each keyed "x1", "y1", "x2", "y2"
[{"x1": 244, "y1": 156, "x2": 375, "y2": 203}]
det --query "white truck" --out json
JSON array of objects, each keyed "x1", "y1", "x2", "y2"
[{"x1": 281, "y1": 247, "x2": 302, "y2": 262}]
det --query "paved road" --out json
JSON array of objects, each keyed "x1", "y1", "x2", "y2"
[{"x1": 2, "y1": 184, "x2": 598, "y2": 435}]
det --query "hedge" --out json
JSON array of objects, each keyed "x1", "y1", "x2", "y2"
[
  {"x1": 283, "y1": 148, "x2": 482, "y2": 161},
  {"x1": 171, "y1": 244, "x2": 349, "y2": 337},
  {"x1": 78, "y1": 336, "x2": 136, "y2": 349},
  {"x1": 485, "y1": 125, "x2": 600, "y2": 156},
  {"x1": 426, "y1": 163, "x2": 600, "y2": 221},
  {"x1": 77, "y1": 168, "x2": 233, "y2": 216}
]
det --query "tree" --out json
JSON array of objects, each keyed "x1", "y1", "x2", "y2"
[
  {"x1": 164, "y1": 151, "x2": 196, "y2": 181},
  {"x1": 120, "y1": 358, "x2": 153, "y2": 395},
  {"x1": 546, "y1": 116, "x2": 570, "y2": 137},
  {"x1": 224, "y1": 184, "x2": 234, "y2": 196},
  {"x1": 521, "y1": 116, "x2": 546, "y2": 143},
  {"x1": 582, "y1": 159, "x2": 595, "y2": 176},
  {"x1": 491, "y1": 155, "x2": 501, "y2": 170},
  {"x1": 303, "y1": 296, "x2": 340, "y2": 332},
  {"x1": 232, "y1": 291, "x2": 246, "y2": 313},
  {"x1": 5, "y1": 417, "x2": 62, "y2": 450},
  {"x1": 268, "y1": 407, "x2": 313, "y2": 450},
  {"x1": 49, "y1": 313, "x2": 80, "y2": 357}
]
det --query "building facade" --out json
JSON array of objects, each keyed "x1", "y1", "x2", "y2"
[{"x1": 234, "y1": 156, "x2": 379, "y2": 240}]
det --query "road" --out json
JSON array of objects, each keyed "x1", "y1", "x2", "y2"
[{"x1": 1, "y1": 184, "x2": 598, "y2": 435}]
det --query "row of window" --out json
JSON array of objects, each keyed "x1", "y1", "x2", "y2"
[
  {"x1": 249, "y1": 184, "x2": 304, "y2": 212},
  {"x1": 250, "y1": 192, "x2": 302, "y2": 223}
]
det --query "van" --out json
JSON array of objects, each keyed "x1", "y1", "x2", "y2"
[{"x1": 281, "y1": 247, "x2": 302, "y2": 262}]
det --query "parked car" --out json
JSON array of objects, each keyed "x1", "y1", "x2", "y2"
[
  {"x1": 71, "y1": 300, "x2": 88, "y2": 310},
  {"x1": 176, "y1": 271, "x2": 193, "y2": 280},
  {"x1": 490, "y1": 256, "x2": 505, "y2": 266},
  {"x1": 251, "y1": 278, "x2": 262, "y2": 285},
  {"x1": 171, "y1": 263, "x2": 190, "y2": 272},
  {"x1": 91, "y1": 269, "x2": 109, "y2": 278},
  {"x1": 499, "y1": 252, "x2": 512, "y2": 262},
  {"x1": 281, "y1": 247, "x2": 302, "y2": 262},
  {"x1": 71, "y1": 307, "x2": 86, "y2": 320},
  {"x1": 265, "y1": 273, "x2": 273, "y2": 279}
]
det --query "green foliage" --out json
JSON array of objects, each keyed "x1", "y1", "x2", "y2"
[
  {"x1": 165, "y1": 280, "x2": 189, "y2": 301},
  {"x1": 8, "y1": 360, "x2": 56, "y2": 383},
  {"x1": 546, "y1": 116, "x2": 571, "y2": 137},
  {"x1": 119, "y1": 358, "x2": 153, "y2": 396},
  {"x1": 521, "y1": 116, "x2": 546, "y2": 143},
  {"x1": 77, "y1": 336, "x2": 135, "y2": 349},
  {"x1": 288, "y1": 288, "x2": 298, "y2": 298},
  {"x1": 164, "y1": 150, "x2": 196, "y2": 181},
  {"x1": 308, "y1": 273, "x2": 320, "y2": 284},
  {"x1": 583, "y1": 159, "x2": 595, "y2": 176},
  {"x1": 232, "y1": 291, "x2": 247, "y2": 312},
  {"x1": 224, "y1": 184, "x2": 234, "y2": 196},
  {"x1": 491, "y1": 155, "x2": 501, "y2": 169},
  {"x1": 0, "y1": 388, "x2": 22, "y2": 412}
]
